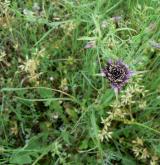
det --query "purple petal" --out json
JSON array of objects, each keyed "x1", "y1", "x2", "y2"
[
  {"x1": 112, "y1": 16, "x2": 122, "y2": 22},
  {"x1": 84, "y1": 41, "x2": 96, "y2": 49}
]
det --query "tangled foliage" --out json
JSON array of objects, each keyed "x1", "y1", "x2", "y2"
[{"x1": 0, "y1": 0, "x2": 160, "y2": 165}]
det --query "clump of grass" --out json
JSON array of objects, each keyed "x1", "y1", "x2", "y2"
[{"x1": 0, "y1": 0, "x2": 160, "y2": 164}]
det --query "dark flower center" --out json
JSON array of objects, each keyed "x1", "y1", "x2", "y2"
[{"x1": 111, "y1": 67, "x2": 122, "y2": 79}]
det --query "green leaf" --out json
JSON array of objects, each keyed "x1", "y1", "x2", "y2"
[
  {"x1": 99, "y1": 90, "x2": 114, "y2": 107},
  {"x1": 26, "y1": 134, "x2": 48, "y2": 151},
  {"x1": 122, "y1": 156, "x2": 136, "y2": 165},
  {"x1": 61, "y1": 130, "x2": 70, "y2": 144},
  {"x1": 37, "y1": 88, "x2": 53, "y2": 99},
  {"x1": 10, "y1": 152, "x2": 32, "y2": 165},
  {"x1": 49, "y1": 100, "x2": 63, "y2": 112},
  {"x1": 66, "y1": 108, "x2": 78, "y2": 120},
  {"x1": 79, "y1": 139, "x2": 88, "y2": 149},
  {"x1": 153, "y1": 144, "x2": 160, "y2": 156}
]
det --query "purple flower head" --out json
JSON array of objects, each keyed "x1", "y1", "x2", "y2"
[
  {"x1": 84, "y1": 41, "x2": 96, "y2": 49},
  {"x1": 102, "y1": 60, "x2": 133, "y2": 91},
  {"x1": 112, "y1": 16, "x2": 122, "y2": 22}
]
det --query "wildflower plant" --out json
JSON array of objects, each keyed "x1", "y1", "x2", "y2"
[
  {"x1": 102, "y1": 60, "x2": 133, "y2": 92},
  {"x1": 1, "y1": 1, "x2": 160, "y2": 165}
]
